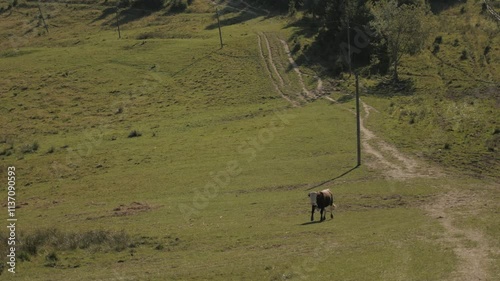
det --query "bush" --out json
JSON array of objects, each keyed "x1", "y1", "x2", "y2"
[
  {"x1": 18, "y1": 251, "x2": 30, "y2": 262},
  {"x1": 46, "y1": 146, "x2": 55, "y2": 154},
  {"x1": 17, "y1": 228, "x2": 132, "y2": 259},
  {"x1": 21, "y1": 228, "x2": 53, "y2": 255},
  {"x1": 0, "y1": 146, "x2": 11, "y2": 156},
  {"x1": 460, "y1": 50, "x2": 468, "y2": 60},
  {"x1": 128, "y1": 130, "x2": 142, "y2": 138},
  {"x1": 484, "y1": 45, "x2": 491, "y2": 56},
  {"x1": 20, "y1": 141, "x2": 39, "y2": 154},
  {"x1": 432, "y1": 44, "x2": 440, "y2": 54},
  {"x1": 44, "y1": 251, "x2": 58, "y2": 267}
]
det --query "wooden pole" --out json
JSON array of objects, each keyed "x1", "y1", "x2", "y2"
[
  {"x1": 38, "y1": 0, "x2": 49, "y2": 33},
  {"x1": 115, "y1": 8, "x2": 121, "y2": 39},
  {"x1": 355, "y1": 73, "x2": 361, "y2": 167},
  {"x1": 347, "y1": 17, "x2": 351, "y2": 75},
  {"x1": 216, "y1": 8, "x2": 223, "y2": 49}
]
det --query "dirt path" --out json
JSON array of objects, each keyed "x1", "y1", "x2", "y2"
[
  {"x1": 257, "y1": 33, "x2": 299, "y2": 107},
  {"x1": 424, "y1": 190, "x2": 494, "y2": 281},
  {"x1": 279, "y1": 39, "x2": 314, "y2": 99},
  {"x1": 259, "y1": 32, "x2": 438, "y2": 180},
  {"x1": 257, "y1": 32, "x2": 494, "y2": 280},
  {"x1": 257, "y1": 32, "x2": 322, "y2": 106},
  {"x1": 359, "y1": 102, "x2": 443, "y2": 180}
]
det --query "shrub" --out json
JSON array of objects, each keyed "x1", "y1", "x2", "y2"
[
  {"x1": 18, "y1": 251, "x2": 30, "y2": 262},
  {"x1": 46, "y1": 146, "x2": 55, "y2": 154},
  {"x1": 484, "y1": 46, "x2": 491, "y2": 56},
  {"x1": 18, "y1": 228, "x2": 132, "y2": 259},
  {"x1": 460, "y1": 50, "x2": 468, "y2": 60},
  {"x1": 21, "y1": 228, "x2": 51, "y2": 255},
  {"x1": 128, "y1": 130, "x2": 142, "y2": 138},
  {"x1": 20, "y1": 141, "x2": 39, "y2": 154},
  {"x1": 292, "y1": 42, "x2": 301, "y2": 54},
  {"x1": 111, "y1": 231, "x2": 130, "y2": 251},
  {"x1": 44, "y1": 251, "x2": 58, "y2": 267},
  {"x1": 432, "y1": 44, "x2": 440, "y2": 54},
  {"x1": 79, "y1": 230, "x2": 109, "y2": 249}
]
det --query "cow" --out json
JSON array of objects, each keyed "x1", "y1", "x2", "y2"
[{"x1": 308, "y1": 189, "x2": 336, "y2": 222}]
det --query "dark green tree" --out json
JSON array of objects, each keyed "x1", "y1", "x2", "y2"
[{"x1": 370, "y1": 0, "x2": 430, "y2": 81}]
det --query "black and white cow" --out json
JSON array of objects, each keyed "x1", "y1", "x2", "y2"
[{"x1": 308, "y1": 189, "x2": 336, "y2": 222}]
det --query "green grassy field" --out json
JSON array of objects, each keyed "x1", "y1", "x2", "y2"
[{"x1": 0, "y1": 0, "x2": 499, "y2": 280}]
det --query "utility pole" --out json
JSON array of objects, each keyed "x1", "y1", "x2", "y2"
[
  {"x1": 346, "y1": 0, "x2": 351, "y2": 76},
  {"x1": 216, "y1": 8, "x2": 223, "y2": 49},
  {"x1": 115, "y1": 8, "x2": 121, "y2": 39},
  {"x1": 355, "y1": 73, "x2": 361, "y2": 167},
  {"x1": 38, "y1": 0, "x2": 49, "y2": 33},
  {"x1": 347, "y1": 17, "x2": 351, "y2": 75}
]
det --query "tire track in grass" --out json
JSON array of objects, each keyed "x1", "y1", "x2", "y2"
[
  {"x1": 360, "y1": 101, "x2": 494, "y2": 280},
  {"x1": 262, "y1": 32, "x2": 285, "y2": 88},
  {"x1": 257, "y1": 33, "x2": 298, "y2": 107},
  {"x1": 260, "y1": 31, "x2": 428, "y2": 180},
  {"x1": 424, "y1": 190, "x2": 495, "y2": 281},
  {"x1": 280, "y1": 38, "x2": 315, "y2": 100},
  {"x1": 359, "y1": 98, "x2": 494, "y2": 280},
  {"x1": 258, "y1": 31, "x2": 494, "y2": 280},
  {"x1": 359, "y1": 102, "x2": 442, "y2": 180},
  {"x1": 258, "y1": 32, "x2": 322, "y2": 105}
]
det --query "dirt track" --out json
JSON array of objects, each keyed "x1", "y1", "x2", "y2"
[{"x1": 257, "y1": 31, "x2": 495, "y2": 280}]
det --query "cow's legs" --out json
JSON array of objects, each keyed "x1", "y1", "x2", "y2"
[
  {"x1": 310, "y1": 205, "x2": 316, "y2": 221},
  {"x1": 320, "y1": 208, "x2": 325, "y2": 221},
  {"x1": 330, "y1": 204, "x2": 334, "y2": 219}
]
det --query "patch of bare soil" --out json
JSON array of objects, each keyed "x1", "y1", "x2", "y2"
[{"x1": 113, "y1": 202, "x2": 152, "y2": 216}]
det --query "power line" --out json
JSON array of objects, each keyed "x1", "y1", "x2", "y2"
[{"x1": 484, "y1": 0, "x2": 500, "y2": 21}]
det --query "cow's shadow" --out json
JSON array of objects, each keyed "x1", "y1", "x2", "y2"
[{"x1": 300, "y1": 220, "x2": 329, "y2": 226}]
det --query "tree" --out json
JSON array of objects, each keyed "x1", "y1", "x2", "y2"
[
  {"x1": 302, "y1": 0, "x2": 328, "y2": 21},
  {"x1": 370, "y1": 0, "x2": 430, "y2": 81}
]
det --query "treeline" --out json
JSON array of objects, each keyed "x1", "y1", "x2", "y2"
[
  {"x1": 299, "y1": 0, "x2": 432, "y2": 79},
  {"x1": 246, "y1": 0, "x2": 462, "y2": 80}
]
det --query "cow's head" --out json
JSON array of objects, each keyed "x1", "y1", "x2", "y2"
[{"x1": 308, "y1": 192, "x2": 318, "y2": 206}]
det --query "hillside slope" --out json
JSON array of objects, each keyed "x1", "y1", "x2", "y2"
[{"x1": 0, "y1": 1, "x2": 498, "y2": 280}]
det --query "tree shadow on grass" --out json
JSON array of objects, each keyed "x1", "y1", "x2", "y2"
[
  {"x1": 92, "y1": 7, "x2": 116, "y2": 23},
  {"x1": 92, "y1": 6, "x2": 156, "y2": 27},
  {"x1": 205, "y1": 2, "x2": 277, "y2": 30},
  {"x1": 284, "y1": 16, "x2": 319, "y2": 39},
  {"x1": 429, "y1": 0, "x2": 464, "y2": 14},
  {"x1": 367, "y1": 78, "x2": 416, "y2": 97}
]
